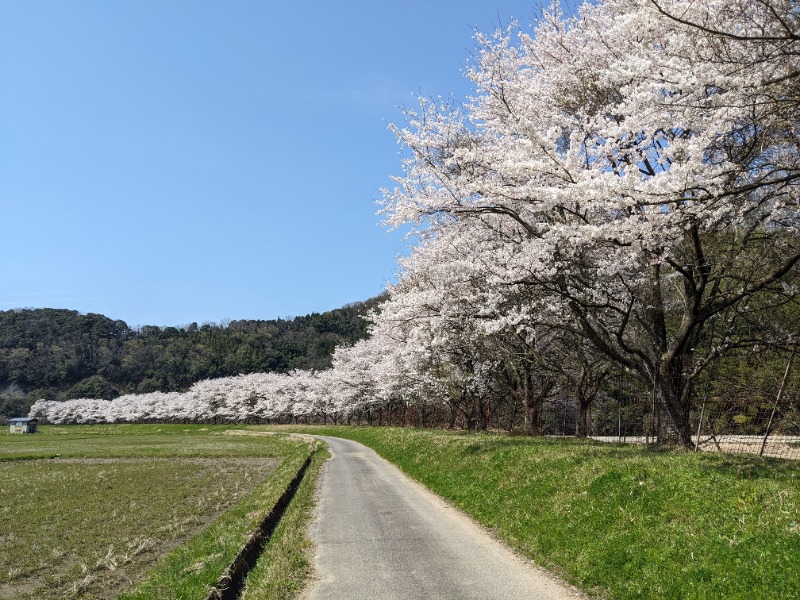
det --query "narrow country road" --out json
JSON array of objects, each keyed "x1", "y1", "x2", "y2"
[{"x1": 302, "y1": 436, "x2": 585, "y2": 600}]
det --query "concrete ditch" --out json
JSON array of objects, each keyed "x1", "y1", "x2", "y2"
[{"x1": 204, "y1": 450, "x2": 315, "y2": 600}]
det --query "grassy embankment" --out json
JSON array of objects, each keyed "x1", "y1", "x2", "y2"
[
  {"x1": 0, "y1": 425, "x2": 323, "y2": 600},
  {"x1": 278, "y1": 425, "x2": 799, "y2": 600},
  {"x1": 239, "y1": 446, "x2": 327, "y2": 600}
]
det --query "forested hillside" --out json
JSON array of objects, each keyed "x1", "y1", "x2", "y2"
[{"x1": 0, "y1": 296, "x2": 384, "y2": 420}]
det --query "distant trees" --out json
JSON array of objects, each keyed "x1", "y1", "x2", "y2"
[
  {"x1": 0, "y1": 309, "x2": 129, "y2": 401},
  {"x1": 1, "y1": 299, "x2": 380, "y2": 420},
  {"x1": 29, "y1": 371, "x2": 316, "y2": 425}
]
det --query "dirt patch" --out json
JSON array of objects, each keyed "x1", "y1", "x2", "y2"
[{"x1": 223, "y1": 430, "x2": 317, "y2": 445}]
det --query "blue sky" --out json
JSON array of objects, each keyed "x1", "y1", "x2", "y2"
[{"x1": 1, "y1": 0, "x2": 547, "y2": 327}]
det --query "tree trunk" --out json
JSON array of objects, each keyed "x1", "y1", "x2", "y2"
[
  {"x1": 575, "y1": 365, "x2": 603, "y2": 438},
  {"x1": 524, "y1": 370, "x2": 554, "y2": 436},
  {"x1": 657, "y1": 357, "x2": 694, "y2": 448},
  {"x1": 526, "y1": 397, "x2": 542, "y2": 436},
  {"x1": 508, "y1": 392, "x2": 519, "y2": 432},
  {"x1": 576, "y1": 398, "x2": 592, "y2": 437}
]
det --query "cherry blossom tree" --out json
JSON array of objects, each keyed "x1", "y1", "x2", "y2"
[
  {"x1": 382, "y1": 0, "x2": 799, "y2": 446},
  {"x1": 367, "y1": 218, "x2": 571, "y2": 432}
]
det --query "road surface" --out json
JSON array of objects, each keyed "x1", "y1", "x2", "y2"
[{"x1": 302, "y1": 436, "x2": 585, "y2": 600}]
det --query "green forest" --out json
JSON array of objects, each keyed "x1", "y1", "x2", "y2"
[{"x1": 0, "y1": 296, "x2": 384, "y2": 420}]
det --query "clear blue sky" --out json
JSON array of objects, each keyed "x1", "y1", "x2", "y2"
[{"x1": 1, "y1": 0, "x2": 547, "y2": 327}]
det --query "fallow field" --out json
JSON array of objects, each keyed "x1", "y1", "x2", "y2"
[{"x1": 0, "y1": 425, "x2": 324, "y2": 600}]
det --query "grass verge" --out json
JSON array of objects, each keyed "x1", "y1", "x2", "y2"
[
  {"x1": 274, "y1": 425, "x2": 800, "y2": 600},
  {"x1": 239, "y1": 446, "x2": 329, "y2": 600}
]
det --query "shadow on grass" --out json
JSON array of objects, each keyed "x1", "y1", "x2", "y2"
[{"x1": 700, "y1": 454, "x2": 798, "y2": 480}]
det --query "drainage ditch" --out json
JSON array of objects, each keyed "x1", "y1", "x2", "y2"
[{"x1": 204, "y1": 451, "x2": 315, "y2": 600}]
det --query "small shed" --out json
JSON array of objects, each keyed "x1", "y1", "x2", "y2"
[{"x1": 9, "y1": 417, "x2": 38, "y2": 434}]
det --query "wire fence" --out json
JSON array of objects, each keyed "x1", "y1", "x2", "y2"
[
  {"x1": 344, "y1": 361, "x2": 799, "y2": 459},
  {"x1": 535, "y1": 350, "x2": 800, "y2": 460}
]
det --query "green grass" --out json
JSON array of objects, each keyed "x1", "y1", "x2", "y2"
[
  {"x1": 239, "y1": 447, "x2": 329, "y2": 600},
  {"x1": 276, "y1": 426, "x2": 800, "y2": 600},
  {"x1": 0, "y1": 425, "x2": 316, "y2": 600},
  {"x1": 0, "y1": 424, "x2": 297, "y2": 461}
]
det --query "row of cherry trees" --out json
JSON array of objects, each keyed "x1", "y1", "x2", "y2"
[
  {"x1": 31, "y1": 0, "x2": 799, "y2": 446},
  {"x1": 373, "y1": 0, "x2": 800, "y2": 446},
  {"x1": 29, "y1": 372, "x2": 322, "y2": 425}
]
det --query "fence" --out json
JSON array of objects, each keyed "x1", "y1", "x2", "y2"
[{"x1": 535, "y1": 349, "x2": 800, "y2": 460}]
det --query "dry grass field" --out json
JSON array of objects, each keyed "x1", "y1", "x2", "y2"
[{"x1": 0, "y1": 425, "x2": 310, "y2": 600}]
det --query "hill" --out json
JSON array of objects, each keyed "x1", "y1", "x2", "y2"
[{"x1": 0, "y1": 296, "x2": 385, "y2": 420}]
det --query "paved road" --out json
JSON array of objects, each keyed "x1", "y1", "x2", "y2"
[{"x1": 302, "y1": 436, "x2": 585, "y2": 600}]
